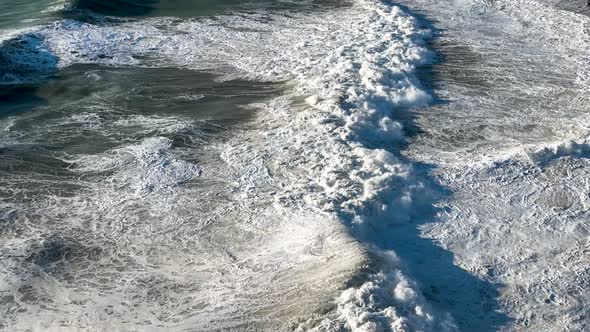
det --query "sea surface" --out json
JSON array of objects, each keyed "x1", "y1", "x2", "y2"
[{"x1": 0, "y1": 0, "x2": 589, "y2": 331}]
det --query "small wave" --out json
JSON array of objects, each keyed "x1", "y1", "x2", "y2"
[{"x1": 63, "y1": 136, "x2": 201, "y2": 194}]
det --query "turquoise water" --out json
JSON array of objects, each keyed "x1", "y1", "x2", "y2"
[{"x1": 0, "y1": 0, "x2": 61, "y2": 30}]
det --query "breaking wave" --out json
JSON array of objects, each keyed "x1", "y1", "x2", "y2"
[{"x1": 0, "y1": 0, "x2": 461, "y2": 330}]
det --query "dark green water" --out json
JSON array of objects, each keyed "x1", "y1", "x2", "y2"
[{"x1": 1, "y1": 65, "x2": 284, "y2": 154}]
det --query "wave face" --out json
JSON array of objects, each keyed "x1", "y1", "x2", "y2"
[{"x1": 0, "y1": 0, "x2": 459, "y2": 331}]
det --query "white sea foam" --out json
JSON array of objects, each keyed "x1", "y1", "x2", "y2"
[
  {"x1": 64, "y1": 136, "x2": 201, "y2": 194},
  {"x1": 0, "y1": 1, "x2": 460, "y2": 331},
  {"x1": 494, "y1": 0, "x2": 590, "y2": 90},
  {"x1": 388, "y1": 0, "x2": 590, "y2": 329},
  {"x1": 214, "y1": 1, "x2": 456, "y2": 330}
]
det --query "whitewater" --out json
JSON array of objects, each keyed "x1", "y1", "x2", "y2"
[{"x1": 0, "y1": 0, "x2": 589, "y2": 331}]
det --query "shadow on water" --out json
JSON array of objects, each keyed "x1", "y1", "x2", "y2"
[
  {"x1": 0, "y1": 34, "x2": 58, "y2": 117},
  {"x1": 343, "y1": 3, "x2": 511, "y2": 331},
  {"x1": 350, "y1": 133, "x2": 510, "y2": 331},
  {"x1": 369, "y1": 160, "x2": 510, "y2": 331}
]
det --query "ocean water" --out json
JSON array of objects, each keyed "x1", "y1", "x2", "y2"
[
  {"x1": 1, "y1": 0, "x2": 439, "y2": 330},
  {"x1": 1, "y1": 0, "x2": 589, "y2": 331}
]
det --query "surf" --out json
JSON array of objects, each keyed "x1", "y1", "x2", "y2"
[{"x1": 0, "y1": 0, "x2": 457, "y2": 330}]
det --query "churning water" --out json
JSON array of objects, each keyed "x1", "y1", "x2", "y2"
[{"x1": 1, "y1": 0, "x2": 589, "y2": 331}]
